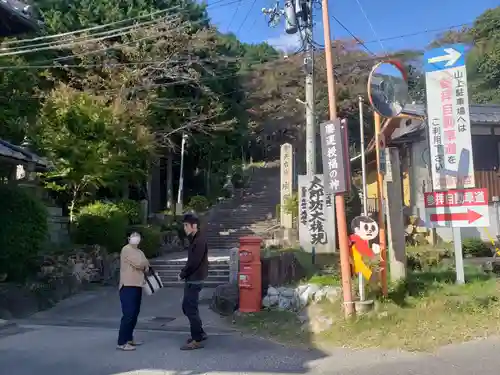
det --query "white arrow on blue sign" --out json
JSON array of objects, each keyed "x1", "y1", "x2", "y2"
[{"x1": 424, "y1": 44, "x2": 466, "y2": 73}]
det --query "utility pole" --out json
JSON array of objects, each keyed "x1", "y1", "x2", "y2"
[
  {"x1": 303, "y1": 0, "x2": 315, "y2": 176},
  {"x1": 374, "y1": 112, "x2": 388, "y2": 296},
  {"x1": 358, "y1": 95, "x2": 367, "y2": 302},
  {"x1": 263, "y1": 0, "x2": 316, "y2": 175},
  {"x1": 320, "y1": 0, "x2": 355, "y2": 317}
]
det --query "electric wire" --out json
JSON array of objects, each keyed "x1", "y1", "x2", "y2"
[
  {"x1": 0, "y1": 0, "x2": 247, "y2": 56},
  {"x1": 0, "y1": 4, "x2": 240, "y2": 61},
  {"x1": 0, "y1": 7, "x2": 179, "y2": 46},
  {"x1": 235, "y1": 0, "x2": 258, "y2": 34},
  {"x1": 331, "y1": 15, "x2": 376, "y2": 56},
  {"x1": 226, "y1": 0, "x2": 243, "y2": 31},
  {"x1": 0, "y1": 15, "x2": 182, "y2": 57},
  {"x1": 352, "y1": 0, "x2": 386, "y2": 53},
  {"x1": 0, "y1": 13, "x2": 180, "y2": 52}
]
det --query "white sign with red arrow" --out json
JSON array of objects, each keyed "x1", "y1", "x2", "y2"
[{"x1": 424, "y1": 188, "x2": 490, "y2": 228}]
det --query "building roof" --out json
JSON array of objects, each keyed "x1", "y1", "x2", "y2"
[
  {"x1": 0, "y1": 0, "x2": 42, "y2": 36},
  {"x1": 0, "y1": 139, "x2": 49, "y2": 168}
]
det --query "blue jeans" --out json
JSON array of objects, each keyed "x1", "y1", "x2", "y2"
[
  {"x1": 182, "y1": 282, "x2": 204, "y2": 341},
  {"x1": 117, "y1": 286, "x2": 142, "y2": 345}
]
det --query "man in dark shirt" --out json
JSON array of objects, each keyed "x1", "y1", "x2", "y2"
[{"x1": 178, "y1": 213, "x2": 209, "y2": 350}]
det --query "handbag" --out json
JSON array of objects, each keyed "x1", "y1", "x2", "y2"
[{"x1": 143, "y1": 267, "x2": 163, "y2": 296}]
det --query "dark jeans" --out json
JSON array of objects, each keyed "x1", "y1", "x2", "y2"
[
  {"x1": 118, "y1": 286, "x2": 142, "y2": 345},
  {"x1": 182, "y1": 282, "x2": 204, "y2": 341}
]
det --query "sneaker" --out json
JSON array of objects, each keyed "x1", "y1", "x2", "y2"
[
  {"x1": 116, "y1": 343, "x2": 136, "y2": 351},
  {"x1": 180, "y1": 340, "x2": 204, "y2": 350},
  {"x1": 186, "y1": 333, "x2": 208, "y2": 344},
  {"x1": 128, "y1": 340, "x2": 143, "y2": 346}
]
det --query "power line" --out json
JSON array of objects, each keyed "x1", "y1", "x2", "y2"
[
  {"x1": 235, "y1": 0, "x2": 258, "y2": 34},
  {"x1": 0, "y1": 51, "x2": 411, "y2": 102},
  {"x1": 0, "y1": 14, "x2": 180, "y2": 54},
  {"x1": 331, "y1": 15, "x2": 376, "y2": 56},
  {"x1": 0, "y1": 16, "x2": 183, "y2": 58},
  {"x1": 0, "y1": 0, "x2": 246, "y2": 55},
  {"x1": 226, "y1": 0, "x2": 243, "y2": 31},
  {"x1": 1, "y1": 7, "x2": 180, "y2": 46},
  {"x1": 352, "y1": 0, "x2": 386, "y2": 52},
  {"x1": 363, "y1": 22, "x2": 472, "y2": 45}
]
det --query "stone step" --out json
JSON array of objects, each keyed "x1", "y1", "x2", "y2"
[
  {"x1": 150, "y1": 260, "x2": 229, "y2": 267},
  {"x1": 158, "y1": 273, "x2": 229, "y2": 283},
  {"x1": 161, "y1": 280, "x2": 226, "y2": 288},
  {"x1": 157, "y1": 269, "x2": 229, "y2": 277},
  {"x1": 151, "y1": 264, "x2": 230, "y2": 272}
]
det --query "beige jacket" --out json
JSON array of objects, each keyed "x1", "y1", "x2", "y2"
[{"x1": 119, "y1": 244, "x2": 149, "y2": 288}]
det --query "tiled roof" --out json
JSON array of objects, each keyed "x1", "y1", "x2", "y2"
[
  {"x1": 0, "y1": 139, "x2": 48, "y2": 168},
  {"x1": 402, "y1": 103, "x2": 500, "y2": 124}
]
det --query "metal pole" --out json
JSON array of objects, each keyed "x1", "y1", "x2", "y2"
[
  {"x1": 305, "y1": 0, "x2": 315, "y2": 176},
  {"x1": 374, "y1": 112, "x2": 388, "y2": 297},
  {"x1": 453, "y1": 228, "x2": 465, "y2": 284},
  {"x1": 321, "y1": 0, "x2": 355, "y2": 318},
  {"x1": 177, "y1": 134, "x2": 187, "y2": 206},
  {"x1": 358, "y1": 96, "x2": 367, "y2": 301},
  {"x1": 359, "y1": 96, "x2": 368, "y2": 214}
]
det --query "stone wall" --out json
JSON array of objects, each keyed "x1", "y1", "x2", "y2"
[
  {"x1": 0, "y1": 245, "x2": 119, "y2": 319},
  {"x1": 261, "y1": 252, "x2": 307, "y2": 295},
  {"x1": 46, "y1": 206, "x2": 69, "y2": 244}
]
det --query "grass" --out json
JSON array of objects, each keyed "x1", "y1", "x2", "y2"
[{"x1": 234, "y1": 263, "x2": 500, "y2": 352}]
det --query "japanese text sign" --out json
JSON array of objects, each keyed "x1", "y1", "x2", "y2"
[
  {"x1": 424, "y1": 188, "x2": 489, "y2": 228},
  {"x1": 298, "y1": 174, "x2": 336, "y2": 254},
  {"x1": 320, "y1": 119, "x2": 347, "y2": 194},
  {"x1": 280, "y1": 143, "x2": 293, "y2": 228},
  {"x1": 424, "y1": 44, "x2": 475, "y2": 190}
]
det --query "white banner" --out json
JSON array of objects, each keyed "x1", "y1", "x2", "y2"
[{"x1": 298, "y1": 174, "x2": 336, "y2": 253}]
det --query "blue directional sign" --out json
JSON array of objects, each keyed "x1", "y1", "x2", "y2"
[
  {"x1": 424, "y1": 44, "x2": 466, "y2": 73},
  {"x1": 424, "y1": 42, "x2": 475, "y2": 192}
]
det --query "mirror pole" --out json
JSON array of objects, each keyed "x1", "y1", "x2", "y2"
[
  {"x1": 374, "y1": 112, "x2": 388, "y2": 297},
  {"x1": 321, "y1": 0, "x2": 355, "y2": 318}
]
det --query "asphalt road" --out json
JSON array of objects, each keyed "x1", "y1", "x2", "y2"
[
  {"x1": 3, "y1": 286, "x2": 500, "y2": 375},
  {"x1": 3, "y1": 322, "x2": 500, "y2": 375}
]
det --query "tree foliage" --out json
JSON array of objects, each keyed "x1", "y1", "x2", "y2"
[{"x1": 0, "y1": 1, "x2": 499, "y2": 218}]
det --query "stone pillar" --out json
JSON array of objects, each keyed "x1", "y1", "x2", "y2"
[
  {"x1": 229, "y1": 247, "x2": 239, "y2": 284},
  {"x1": 280, "y1": 143, "x2": 293, "y2": 230},
  {"x1": 384, "y1": 147, "x2": 407, "y2": 282}
]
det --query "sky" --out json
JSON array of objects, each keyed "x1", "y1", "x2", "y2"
[{"x1": 205, "y1": 0, "x2": 498, "y2": 53}]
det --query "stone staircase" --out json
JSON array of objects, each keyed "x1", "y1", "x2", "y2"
[
  {"x1": 205, "y1": 162, "x2": 281, "y2": 251},
  {"x1": 150, "y1": 255, "x2": 231, "y2": 288},
  {"x1": 151, "y1": 162, "x2": 281, "y2": 287}
]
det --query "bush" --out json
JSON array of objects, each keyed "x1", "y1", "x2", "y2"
[
  {"x1": 186, "y1": 195, "x2": 210, "y2": 213},
  {"x1": 128, "y1": 224, "x2": 163, "y2": 258},
  {"x1": 406, "y1": 247, "x2": 450, "y2": 271},
  {"x1": 283, "y1": 193, "x2": 299, "y2": 220},
  {"x1": 462, "y1": 238, "x2": 491, "y2": 257},
  {"x1": 0, "y1": 184, "x2": 48, "y2": 281},
  {"x1": 116, "y1": 199, "x2": 142, "y2": 225},
  {"x1": 72, "y1": 201, "x2": 128, "y2": 253}
]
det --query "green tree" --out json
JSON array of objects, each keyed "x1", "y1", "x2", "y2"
[
  {"x1": 468, "y1": 7, "x2": 500, "y2": 104},
  {"x1": 31, "y1": 84, "x2": 154, "y2": 220}
]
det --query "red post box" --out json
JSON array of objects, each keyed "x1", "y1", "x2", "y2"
[{"x1": 238, "y1": 236, "x2": 262, "y2": 313}]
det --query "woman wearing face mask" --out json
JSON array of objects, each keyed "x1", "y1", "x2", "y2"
[{"x1": 117, "y1": 231, "x2": 149, "y2": 351}]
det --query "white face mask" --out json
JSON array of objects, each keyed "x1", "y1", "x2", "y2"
[{"x1": 128, "y1": 235, "x2": 141, "y2": 245}]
